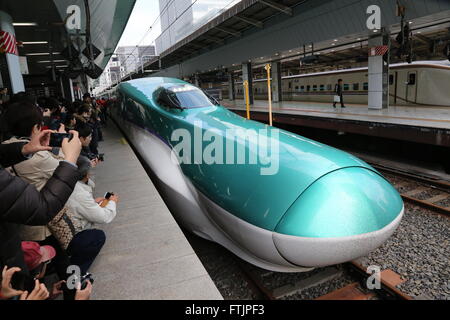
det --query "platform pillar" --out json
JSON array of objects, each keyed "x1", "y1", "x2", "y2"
[
  {"x1": 228, "y1": 72, "x2": 235, "y2": 101},
  {"x1": 194, "y1": 74, "x2": 200, "y2": 87},
  {"x1": 272, "y1": 61, "x2": 282, "y2": 103},
  {"x1": 242, "y1": 62, "x2": 253, "y2": 105},
  {"x1": 0, "y1": 11, "x2": 25, "y2": 94},
  {"x1": 368, "y1": 27, "x2": 390, "y2": 110},
  {"x1": 61, "y1": 75, "x2": 75, "y2": 102}
]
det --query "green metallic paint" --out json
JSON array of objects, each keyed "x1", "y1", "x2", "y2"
[
  {"x1": 275, "y1": 167, "x2": 404, "y2": 238},
  {"x1": 116, "y1": 78, "x2": 403, "y2": 237}
]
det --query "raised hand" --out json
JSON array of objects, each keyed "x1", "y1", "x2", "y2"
[{"x1": 1, "y1": 266, "x2": 24, "y2": 299}]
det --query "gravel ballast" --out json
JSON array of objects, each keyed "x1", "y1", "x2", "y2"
[{"x1": 359, "y1": 204, "x2": 450, "y2": 300}]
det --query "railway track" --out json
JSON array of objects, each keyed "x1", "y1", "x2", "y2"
[
  {"x1": 235, "y1": 260, "x2": 414, "y2": 300},
  {"x1": 369, "y1": 163, "x2": 450, "y2": 217}
]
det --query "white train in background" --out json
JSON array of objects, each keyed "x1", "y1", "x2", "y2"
[{"x1": 230, "y1": 61, "x2": 450, "y2": 107}]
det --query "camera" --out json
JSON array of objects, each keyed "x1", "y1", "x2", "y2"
[
  {"x1": 81, "y1": 273, "x2": 94, "y2": 290},
  {"x1": 49, "y1": 133, "x2": 73, "y2": 148}
]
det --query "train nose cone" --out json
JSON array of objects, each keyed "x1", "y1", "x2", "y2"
[{"x1": 273, "y1": 167, "x2": 404, "y2": 267}]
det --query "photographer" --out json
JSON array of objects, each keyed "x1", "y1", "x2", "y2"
[
  {"x1": 75, "y1": 122, "x2": 103, "y2": 167},
  {"x1": 65, "y1": 156, "x2": 118, "y2": 274},
  {"x1": 0, "y1": 121, "x2": 81, "y2": 287}
]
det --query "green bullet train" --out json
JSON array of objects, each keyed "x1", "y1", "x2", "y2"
[{"x1": 109, "y1": 77, "x2": 404, "y2": 272}]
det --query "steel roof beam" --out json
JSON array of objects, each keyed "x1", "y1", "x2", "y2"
[
  {"x1": 202, "y1": 35, "x2": 225, "y2": 45},
  {"x1": 414, "y1": 34, "x2": 433, "y2": 45},
  {"x1": 214, "y1": 26, "x2": 242, "y2": 37},
  {"x1": 233, "y1": 15, "x2": 264, "y2": 28},
  {"x1": 257, "y1": 0, "x2": 293, "y2": 16}
]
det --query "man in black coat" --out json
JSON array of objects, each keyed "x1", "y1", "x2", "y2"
[
  {"x1": 333, "y1": 79, "x2": 346, "y2": 108},
  {"x1": 0, "y1": 129, "x2": 81, "y2": 290}
]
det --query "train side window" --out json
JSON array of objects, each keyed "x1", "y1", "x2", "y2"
[
  {"x1": 307, "y1": 85, "x2": 311, "y2": 92},
  {"x1": 288, "y1": 82, "x2": 292, "y2": 89},
  {"x1": 320, "y1": 85, "x2": 325, "y2": 91},
  {"x1": 327, "y1": 84, "x2": 332, "y2": 91},
  {"x1": 408, "y1": 73, "x2": 416, "y2": 85},
  {"x1": 353, "y1": 83, "x2": 359, "y2": 91},
  {"x1": 300, "y1": 86, "x2": 305, "y2": 92},
  {"x1": 389, "y1": 74, "x2": 394, "y2": 85},
  {"x1": 363, "y1": 82, "x2": 369, "y2": 91},
  {"x1": 344, "y1": 84, "x2": 350, "y2": 91},
  {"x1": 312, "y1": 85, "x2": 317, "y2": 91},
  {"x1": 295, "y1": 86, "x2": 299, "y2": 90}
]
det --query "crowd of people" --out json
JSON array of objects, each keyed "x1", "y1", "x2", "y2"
[{"x1": 0, "y1": 91, "x2": 118, "y2": 300}]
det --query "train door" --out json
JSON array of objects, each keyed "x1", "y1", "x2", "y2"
[{"x1": 406, "y1": 71, "x2": 418, "y2": 104}]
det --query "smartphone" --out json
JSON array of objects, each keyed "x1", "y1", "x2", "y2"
[
  {"x1": 104, "y1": 192, "x2": 114, "y2": 200},
  {"x1": 49, "y1": 133, "x2": 73, "y2": 148},
  {"x1": 98, "y1": 153, "x2": 105, "y2": 162},
  {"x1": 11, "y1": 270, "x2": 35, "y2": 292}
]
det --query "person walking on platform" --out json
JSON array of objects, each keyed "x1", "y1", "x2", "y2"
[{"x1": 333, "y1": 79, "x2": 346, "y2": 109}]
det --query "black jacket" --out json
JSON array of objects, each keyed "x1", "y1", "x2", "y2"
[
  {"x1": 0, "y1": 143, "x2": 79, "y2": 283},
  {"x1": 335, "y1": 84, "x2": 343, "y2": 96}
]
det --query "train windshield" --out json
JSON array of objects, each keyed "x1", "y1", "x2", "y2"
[{"x1": 163, "y1": 85, "x2": 215, "y2": 109}]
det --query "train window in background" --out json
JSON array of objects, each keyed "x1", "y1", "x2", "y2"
[
  {"x1": 312, "y1": 85, "x2": 318, "y2": 91},
  {"x1": 363, "y1": 82, "x2": 369, "y2": 90},
  {"x1": 295, "y1": 86, "x2": 299, "y2": 91},
  {"x1": 327, "y1": 84, "x2": 332, "y2": 91},
  {"x1": 389, "y1": 74, "x2": 394, "y2": 85},
  {"x1": 320, "y1": 85, "x2": 325, "y2": 91},
  {"x1": 344, "y1": 84, "x2": 350, "y2": 91},
  {"x1": 300, "y1": 86, "x2": 305, "y2": 92},
  {"x1": 288, "y1": 82, "x2": 292, "y2": 89},
  {"x1": 307, "y1": 85, "x2": 311, "y2": 92},
  {"x1": 353, "y1": 83, "x2": 359, "y2": 91},
  {"x1": 158, "y1": 85, "x2": 215, "y2": 109},
  {"x1": 408, "y1": 73, "x2": 416, "y2": 85}
]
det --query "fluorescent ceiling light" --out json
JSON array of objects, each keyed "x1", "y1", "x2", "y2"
[
  {"x1": 22, "y1": 41, "x2": 48, "y2": 45},
  {"x1": 26, "y1": 52, "x2": 60, "y2": 56},
  {"x1": 46, "y1": 65, "x2": 68, "y2": 68},
  {"x1": 38, "y1": 60, "x2": 66, "y2": 63},
  {"x1": 13, "y1": 22, "x2": 38, "y2": 26}
]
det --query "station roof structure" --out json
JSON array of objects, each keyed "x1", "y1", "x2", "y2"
[
  {"x1": 141, "y1": 0, "x2": 450, "y2": 80},
  {"x1": 0, "y1": 0, "x2": 136, "y2": 77}
]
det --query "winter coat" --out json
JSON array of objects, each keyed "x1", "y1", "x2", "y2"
[
  {"x1": 66, "y1": 179, "x2": 116, "y2": 231},
  {"x1": 2, "y1": 137, "x2": 60, "y2": 241},
  {"x1": 0, "y1": 142, "x2": 78, "y2": 279}
]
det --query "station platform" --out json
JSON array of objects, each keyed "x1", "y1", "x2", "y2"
[
  {"x1": 88, "y1": 123, "x2": 223, "y2": 300},
  {"x1": 223, "y1": 100, "x2": 450, "y2": 147}
]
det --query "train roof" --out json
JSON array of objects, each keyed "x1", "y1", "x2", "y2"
[
  {"x1": 279, "y1": 60, "x2": 450, "y2": 81},
  {"x1": 236, "y1": 60, "x2": 450, "y2": 83}
]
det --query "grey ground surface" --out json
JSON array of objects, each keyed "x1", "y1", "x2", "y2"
[{"x1": 88, "y1": 123, "x2": 222, "y2": 300}]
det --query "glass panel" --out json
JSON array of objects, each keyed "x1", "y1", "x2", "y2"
[
  {"x1": 353, "y1": 83, "x2": 359, "y2": 91},
  {"x1": 160, "y1": 85, "x2": 215, "y2": 109},
  {"x1": 408, "y1": 73, "x2": 416, "y2": 85}
]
